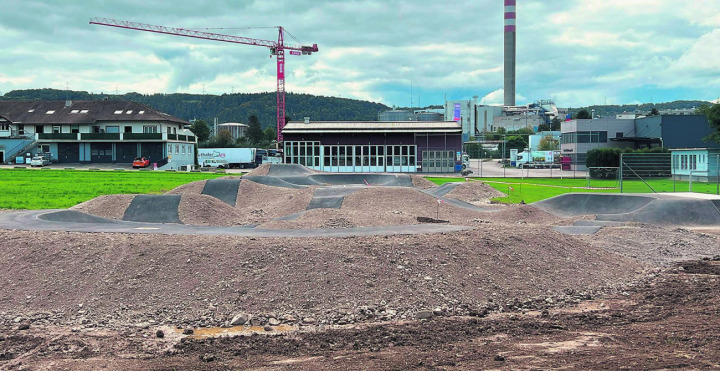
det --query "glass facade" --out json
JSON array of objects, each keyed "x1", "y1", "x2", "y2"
[
  {"x1": 284, "y1": 141, "x2": 417, "y2": 172},
  {"x1": 561, "y1": 131, "x2": 608, "y2": 144}
]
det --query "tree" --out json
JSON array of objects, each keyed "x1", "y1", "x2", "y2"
[
  {"x1": 263, "y1": 126, "x2": 276, "y2": 142},
  {"x1": 550, "y1": 116, "x2": 562, "y2": 131},
  {"x1": 504, "y1": 135, "x2": 528, "y2": 157},
  {"x1": 649, "y1": 108, "x2": 659, "y2": 116},
  {"x1": 537, "y1": 135, "x2": 559, "y2": 151},
  {"x1": 246, "y1": 115, "x2": 263, "y2": 144},
  {"x1": 698, "y1": 104, "x2": 720, "y2": 143},
  {"x1": 189, "y1": 119, "x2": 210, "y2": 142},
  {"x1": 215, "y1": 129, "x2": 234, "y2": 147},
  {"x1": 575, "y1": 109, "x2": 591, "y2": 119},
  {"x1": 537, "y1": 123, "x2": 550, "y2": 132}
]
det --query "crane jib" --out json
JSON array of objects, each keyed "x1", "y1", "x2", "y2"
[{"x1": 89, "y1": 17, "x2": 317, "y2": 143}]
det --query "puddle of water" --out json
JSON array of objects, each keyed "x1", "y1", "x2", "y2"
[{"x1": 174, "y1": 324, "x2": 297, "y2": 339}]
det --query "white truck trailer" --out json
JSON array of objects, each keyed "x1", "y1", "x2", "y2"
[{"x1": 197, "y1": 148, "x2": 257, "y2": 169}]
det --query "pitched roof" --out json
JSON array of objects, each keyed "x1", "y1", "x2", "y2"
[
  {"x1": 0, "y1": 100, "x2": 189, "y2": 125},
  {"x1": 283, "y1": 120, "x2": 462, "y2": 134}
]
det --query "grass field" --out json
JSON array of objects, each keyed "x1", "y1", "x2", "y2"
[
  {"x1": 427, "y1": 177, "x2": 720, "y2": 204},
  {"x1": 0, "y1": 169, "x2": 227, "y2": 209}
]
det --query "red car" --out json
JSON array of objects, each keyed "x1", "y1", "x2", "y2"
[{"x1": 132, "y1": 157, "x2": 150, "y2": 168}]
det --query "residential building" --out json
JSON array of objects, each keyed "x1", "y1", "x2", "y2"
[
  {"x1": 282, "y1": 119, "x2": 463, "y2": 173},
  {"x1": 0, "y1": 100, "x2": 196, "y2": 169}
]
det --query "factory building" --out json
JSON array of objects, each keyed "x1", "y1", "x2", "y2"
[{"x1": 282, "y1": 118, "x2": 463, "y2": 173}]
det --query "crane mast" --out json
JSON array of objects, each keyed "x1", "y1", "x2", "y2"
[{"x1": 89, "y1": 17, "x2": 318, "y2": 142}]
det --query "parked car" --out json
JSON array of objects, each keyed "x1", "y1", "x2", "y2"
[
  {"x1": 202, "y1": 159, "x2": 229, "y2": 169},
  {"x1": 30, "y1": 156, "x2": 50, "y2": 167},
  {"x1": 132, "y1": 157, "x2": 151, "y2": 168}
]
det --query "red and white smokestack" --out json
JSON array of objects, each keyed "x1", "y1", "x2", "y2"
[{"x1": 504, "y1": 0, "x2": 516, "y2": 107}]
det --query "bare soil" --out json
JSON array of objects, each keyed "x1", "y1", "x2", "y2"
[
  {"x1": 410, "y1": 175, "x2": 437, "y2": 189},
  {"x1": 178, "y1": 194, "x2": 247, "y2": 226},
  {"x1": 245, "y1": 163, "x2": 271, "y2": 176},
  {"x1": 235, "y1": 180, "x2": 315, "y2": 224},
  {"x1": 444, "y1": 180, "x2": 506, "y2": 205},
  {"x1": 164, "y1": 179, "x2": 207, "y2": 195},
  {"x1": 70, "y1": 194, "x2": 136, "y2": 220}
]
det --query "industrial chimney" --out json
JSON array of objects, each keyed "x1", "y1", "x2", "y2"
[{"x1": 504, "y1": 0, "x2": 516, "y2": 107}]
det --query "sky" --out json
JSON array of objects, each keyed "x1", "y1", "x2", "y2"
[{"x1": 1, "y1": 0, "x2": 719, "y2": 108}]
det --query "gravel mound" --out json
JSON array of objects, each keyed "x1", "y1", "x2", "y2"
[
  {"x1": 178, "y1": 194, "x2": 247, "y2": 226},
  {"x1": 411, "y1": 175, "x2": 437, "y2": 189},
  {"x1": 165, "y1": 180, "x2": 208, "y2": 195},
  {"x1": 235, "y1": 180, "x2": 315, "y2": 223},
  {"x1": 445, "y1": 181, "x2": 506, "y2": 205},
  {"x1": 490, "y1": 204, "x2": 563, "y2": 224},
  {"x1": 246, "y1": 164, "x2": 271, "y2": 176},
  {"x1": 0, "y1": 226, "x2": 648, "y2": 329},
  {"x1": 263, "y1": 187, "x2": 485, "y2": 229},
  {"x1": 70, "y1": 194, "x2": 136, "y2": 220}
]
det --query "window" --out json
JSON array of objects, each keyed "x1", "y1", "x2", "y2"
[
  {"x1": 71, "y1": 125, "x2": 79, "y2": 134},
  {"x1": 105, "y1": 126, "x2": 120, "y2": 133},
  {"x1": 28, "y1": 109, "x2": 35, "y2": 113},
  {"x1": 181, "y1": 145, "x2": 185, "y2": 154},
  {"x1": 143, "y1": 125, "x2": 158, "y2": 133},
  {"x1": 93, "y1": 126, "x2": 101, "y2": 133},
  {"x1": 168, "y1": 144, "x2": 172, "y2": 154},
  {"x1": 80, "y1": 109, "x2": 89, "y2": 114},
  {"x1": 18, "y1": 124, "x2": 24, "y2": 135},
  {"x1": 114, "y1": 110, "x2": 123, "y2": 114},
  {"x1": 46, "y1": 110, "x2": 55, "y2": 114},
  {"x1": 126, "y1": 110, "x2": 133, "y2": 114},
  {"x1": 138, "y1": 110, "x2": 145, "y2": 114},
  {"x1": 176, "y1": 144, "x2": 180, "y2": 153},
  {"x1": 1, "y1": 122, "x2": 9, "y2": 131},
  {"x1": 616, "y1": 132, "x2": 624, "y2": 138},
  {"x1": 70, "y1": 110, "x2": 80, "y2": 114},
  {"x1": 52, "y1": 126, "x2": 61, "y2": 134},
  {"x1": 124, "y1": 126, "x2": 132, "y2": 133}
]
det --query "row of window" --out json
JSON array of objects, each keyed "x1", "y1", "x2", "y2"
[
  {"x1": 168, "y1": 143, "x2": 190, "y2": 155},
  {"x1": 561, "y1": 131, "x2": 610, "y2": 144},
  {"x1": 673, "y1": 154, "x2": 706, "y2": 170},
  {"x1": 284, "y1": 142, "x2": 418, "y2": 168}
]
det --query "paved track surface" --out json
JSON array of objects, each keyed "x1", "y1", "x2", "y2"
[
  {"x1": 534, "y1": 193, "x2": 720, "y2": 227},
  {"x1": 123, "y1": 195, "x2": 182, "y2": 224},
  {"x1": 201, "y1": 178, "x2": 242, "y2": 206},
  {"x1": 0, "y1": 210, "x2": 469, "y2": 237},
  {"x1": 306, "y1": 186, "x2": 365, "y2": 209}
]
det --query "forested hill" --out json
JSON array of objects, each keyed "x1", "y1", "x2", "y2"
[
  {"x1": 0, "y1": 89, "x2": 390, "y2": 128},
  {"x1": 570, "y1": 100, "x2": 709, "y2": 117}
]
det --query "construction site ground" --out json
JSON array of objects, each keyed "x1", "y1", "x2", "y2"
[{"x1": 1, "y1": 164, "x2": 719, "y2": 369}]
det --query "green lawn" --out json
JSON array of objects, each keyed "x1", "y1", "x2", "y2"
[
  {"x1": 0, "y1": 169, "x2": 227, "y2": 209},
  {"x1": 426, "y1": 177, "x2": 720, "y2": 204}
]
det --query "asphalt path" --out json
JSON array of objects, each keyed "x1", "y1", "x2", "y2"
[{"x1": 0, "y1": 210, "x2": 470, "y2": 238}]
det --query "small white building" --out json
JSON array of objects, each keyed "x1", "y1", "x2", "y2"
[
  {"x1": 670, "y1": 148, "x2": 720, "y2": 182},
  {"x1": 217, "y1": 122, "x2": 248, "y2": 141}
]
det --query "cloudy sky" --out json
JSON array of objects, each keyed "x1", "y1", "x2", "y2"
[{"x1": 1, "y1": 0, "x2": 719, "y2": 108}]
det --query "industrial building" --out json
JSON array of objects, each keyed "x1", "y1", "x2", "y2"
[
  {"x1": 0, "y1": 100, "x2": 196, "y2": 169},
  {"x1": 561, "y1": 115, "x2": 720, "y2": 170},
  {"x1": 281, "y1": 118, "x2": 463, "y2": 173},
  {"x1": 216, "y1": 122, "x2": 249, "y2": 141}
]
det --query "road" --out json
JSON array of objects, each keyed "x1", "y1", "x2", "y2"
[{"x1": 464, "y1": 158, "x2": 587, "y2": 178}]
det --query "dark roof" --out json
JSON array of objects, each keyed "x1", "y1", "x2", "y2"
[
  {"x1": 0, "y1": 100, "x2": 189, "y2": 125},
  {"x1": 283, "y1": 120, "x2": 462, "y2": 134}
]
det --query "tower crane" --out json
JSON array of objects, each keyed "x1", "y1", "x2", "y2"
[{"x1": 89, "y1": 17, "x2": 319, "y2": 142}]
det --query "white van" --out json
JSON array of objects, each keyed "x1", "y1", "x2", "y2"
[{"x1": 202, "y1": 159, "x2": 229, "y2": 169}]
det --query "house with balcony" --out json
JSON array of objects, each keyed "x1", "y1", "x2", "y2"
[{"x1": 0, "y1": 100, "x2": 196, "y2": 169}]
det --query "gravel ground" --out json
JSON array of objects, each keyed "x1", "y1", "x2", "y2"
[
  {"x1": 411, "y1": 175, "x2": 437, "y2": 189},
  {"x1": 444, "y1": 180, "x2": 506, "y2": 205},
  {"x1": 246, "y1": 164, "x2": 271, "y2": 176},
  {"x1": 70, "y1": 194, "x2": 136, "y2": 220},
  {"x1": 235, "y1": 180, "x2": 315, "y2": 223},
  {"x1": 178, "y1": 194, "x2": 247, "y2": 226},
  {"x1": 0, "y1": 225, "x2": 648, "y2": 331},
  {"x1": 164, "y1": 180, "x2": 207, "y2": 195}
]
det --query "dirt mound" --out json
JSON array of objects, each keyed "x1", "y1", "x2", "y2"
[
  {"x1": 411, "y1": 175, "x2": 437, "y2": 189},
  {"x1": 491, "y1": 204, "x2": 564, "y2": 225},
  {"x1": 245, "y1": 163, "x2": 271, "y2": 176},
  {"x1": 70, "y1": 194, "x2": 136, "y2": 220},
  {"x1": 178, "y1": 194, "x2": 247, "y2": 226},
  {"x1": 0, "y1": 226, "x2": 646, "y2": 330},
  {"x1": 165, "y1": 179, "x2": 208, "y2": 195},
  {"x1": 263, "y1": 187, "x2": 485, "y2": 229},
  {"x1": 445, "y1": 181, "x2": 506, "y2": 205},
  {"x1": 235, "y1": 180, "x2": 314, "y2": 223}
]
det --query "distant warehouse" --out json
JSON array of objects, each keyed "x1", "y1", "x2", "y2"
[{"x1": 282, "y1": 118, "x2": 463, "y2": 173}]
